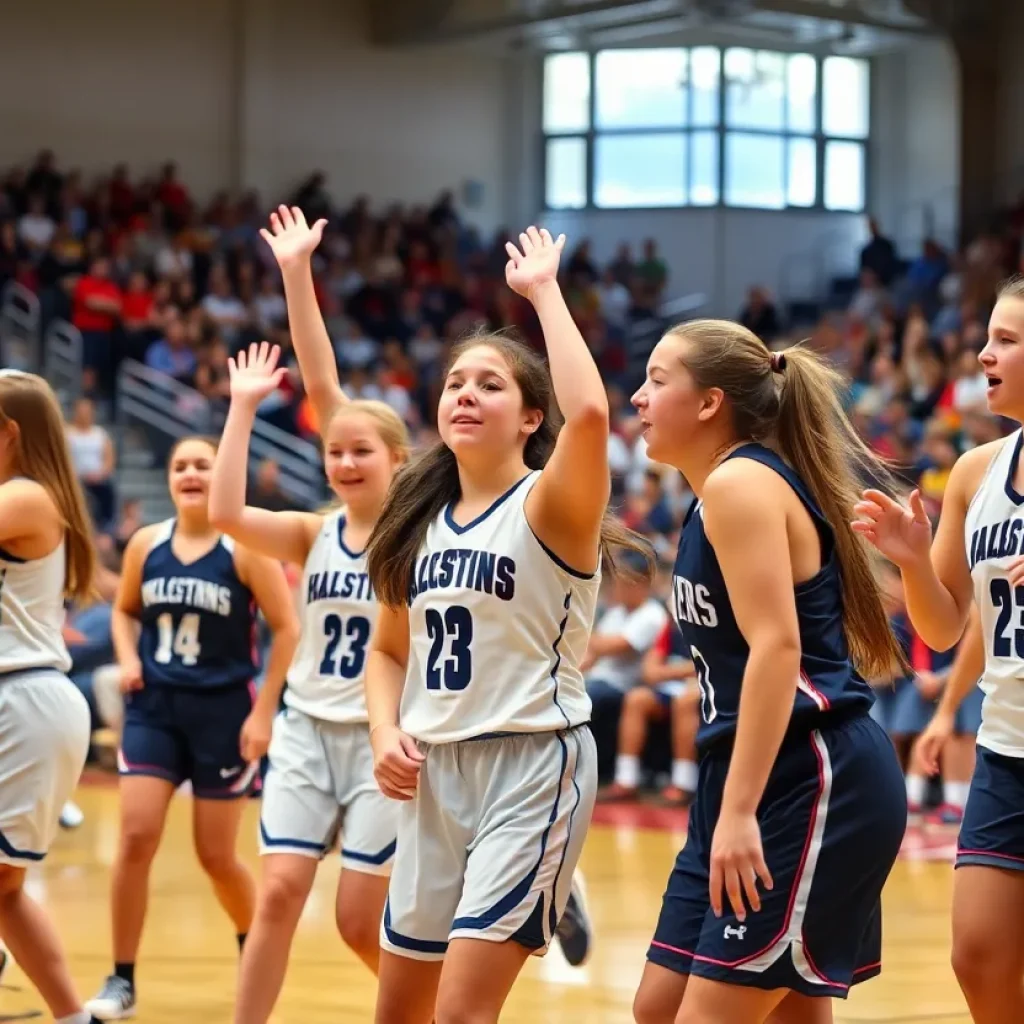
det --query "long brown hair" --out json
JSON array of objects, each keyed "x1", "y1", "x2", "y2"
[
  {"x1": 668, "y1": 320, "x2": 905, "y2": 679},
  {"x1": 0, "y1": 372, "x2": 95, "y2": 601},
  {"x1": 366, "y1": 332, "x2": 652, "y2": 608}
]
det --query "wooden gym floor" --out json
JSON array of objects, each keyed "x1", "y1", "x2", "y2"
[{"x1": 0, "y1": 780, "x2": 971, "y2": 1023}]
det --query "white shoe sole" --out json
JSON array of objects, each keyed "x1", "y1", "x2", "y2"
[
  {"x1": 59, "y1": 801, "x2": 85, "y2": 829},
  {"x1": 85, "y1": 999, "x2": 137, "y2": 1020}
]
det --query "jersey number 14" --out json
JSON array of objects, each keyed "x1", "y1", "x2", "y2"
[{"x1": 154, "y1": 612, "x2": 202, "y2": 667}]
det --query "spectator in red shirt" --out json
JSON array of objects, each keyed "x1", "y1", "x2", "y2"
[{"x1": 72, "y1": 256, "x2": 122, "y2": 394}]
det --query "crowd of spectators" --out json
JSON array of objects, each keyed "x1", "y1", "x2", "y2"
[{"x1": 3, "y1": 147, "x2": 1021, "y2": 820}]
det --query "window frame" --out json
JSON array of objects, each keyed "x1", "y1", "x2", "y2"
[{"x1": 540, "y1": 47, "x2": 870, "y2": 215}]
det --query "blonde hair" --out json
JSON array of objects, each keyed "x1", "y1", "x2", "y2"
[
  {"x1": 667, "y1": 319, "x2": 905, "y2": 680},
  {"x1": 317, "y1": 400, "x2": 412, "y2": 516},
  {"x1": 0, "y1": 373, "x2": 95, "y2": 602},
  {"x1": 998, "y1": 274, "x2": 1024, "y2": 301},
  {"x1": 325, "y1": 400, "x2": 411, "y2": 462}
]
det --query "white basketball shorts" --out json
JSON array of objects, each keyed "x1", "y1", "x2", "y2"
[
  {"x1": 0, "y1": 670, "x2": 90, "y2": 866},
  {"x1": 381, "y1": 725, "x2": 597, "y2": 961},
  {"x1": 259, "y1": 706, "x2": 397, "y2": 876}
]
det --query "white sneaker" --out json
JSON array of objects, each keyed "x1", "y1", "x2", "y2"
[
  {"x1": 59, "y1": 801, "x2": 84, "y2": 829},
  {"x1": 86, "y1": 975, "x2": 136, "y2": 1020}
]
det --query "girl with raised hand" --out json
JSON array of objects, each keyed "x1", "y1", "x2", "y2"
[
  {"x1": 363, "y1": 226, "x2": 650, "y2": 1024},
  {"x1": 211, "y1": 203, "x2": 410, "y2": 1024}
]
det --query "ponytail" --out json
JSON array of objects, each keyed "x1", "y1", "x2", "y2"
[
  {"x1": 670, "y1": 320, "x2": 906, "y2": 681},
  {"x1": 773, "y1": 346, "x2": 907, "y2": 679}
]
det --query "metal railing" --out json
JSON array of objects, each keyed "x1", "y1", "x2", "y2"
[
  {"x1": 0, "y1": 282, "x2": 41, "y2": 371},
  {"x1": 116, "y1": 359, "x2": 325, "y2": 508},
  {"x1": 43, "y1": 319, "x2": 83, "y2": 407}
]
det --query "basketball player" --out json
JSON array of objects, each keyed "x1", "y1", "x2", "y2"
[
  {"x1": 0, "y1": 371, "x2": 101, "y2": 1024},
  {"x1": 630, "y1": 323, "x2": 908, "y2": 1024},
  {"x1": 215, "y1": 355, "x2": 405, "y2": 1024},
  {"x1": 212, "y1": 218, "x2": 412, "y2": 1024},
  {"x1": 86, "y1": 436, "x2": 299, "y2": 1020},
  {"x1": 853, "y1": 276, "x2": 1024, "y2": 1023},
  {"x1": 363, "y1": 226, "x2": 649, "y2": 1023}
]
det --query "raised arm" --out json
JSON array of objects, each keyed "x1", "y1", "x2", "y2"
[
  {"x1": 853, "y1": 441, "x2": 997, "y2": 650},
  {"x1": 261, "y1": 205, "x2": 347, "y2": 432},
  {"x1": 510, "y1": 228, "x2": 609, "y2": 575},
  {"x1": 208, "y1": 341, "x2": 321, "y2": 567}
]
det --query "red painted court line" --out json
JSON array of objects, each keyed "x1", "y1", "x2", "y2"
[{"x1": 591, "y1": 802, "x2": 690, "y2": 831}]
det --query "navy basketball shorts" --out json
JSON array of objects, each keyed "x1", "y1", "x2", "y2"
[
  {"x1": 119, "y1": 683, "x2": 259, "y2": 799},
  {"x1": 957, "y1": 744, "x2": 1024, "y2": 871},
  {"x1": 648, "y1": 713, "x2": 907, "y2": 998}
]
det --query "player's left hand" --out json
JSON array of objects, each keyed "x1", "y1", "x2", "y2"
[
  {"x1": 228, "y1": 341, "x2": 287, "y2": 407},
  {"x1": 240, "y1": 706, "x2": 274, "y2": 762},
  {"x1": 709, "y1": 810, "x2": 774, "y2": 922},
  {"x1": 260, "y1": 204, "x2": 327, "y2": 269},
  {"x1": 505, "y1": 226, "x2": 565, "y2": 301}
]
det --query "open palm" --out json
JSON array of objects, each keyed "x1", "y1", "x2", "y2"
[
  {"x1": 259, "y1": 205, "x2": 326, "y2": 269},
  {"x1": 228, "y1": 341, "x2": 287, "y2": 406},
  {"x1": 851, "y1": 488, "x2": 933, "y2": 569},
  {"x1": 505, "y1": 226, "x2": 565, "y2": 300}
]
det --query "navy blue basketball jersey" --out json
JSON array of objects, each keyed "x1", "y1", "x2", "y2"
[
  {"x1": 671, "y1": 444, "x2": 874, "y2": 755},
  {"x1": 138, "y1": 520, "x2": 257, "y2": 689}
]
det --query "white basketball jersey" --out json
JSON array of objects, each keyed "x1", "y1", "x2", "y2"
[
  {"x1": 285, "y1": 511, "x2": 377, "y2": 724},
  {"x1": 0, "y1": 538, "x2": 71, "y2": 676},
  {"x1": 966, "y1": 429, "x2": 1024, "y2": 757},
  {"x1": 400, "y1": 471, "x2": 600, "y2": 744}
]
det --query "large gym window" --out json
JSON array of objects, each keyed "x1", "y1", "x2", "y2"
[{"x1": 542, "y1": 48, "x2": 869, "y2": 213}]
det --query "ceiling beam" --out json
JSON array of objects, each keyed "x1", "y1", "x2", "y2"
[
  {"x1": 372, "y1": 0, "x2": 934, "y2": 47},
  {"x1": 752, "y1": 0, "x2": 931, "y2": 34},
  {"x1": 379, "y1": 0, "x2": 682, "y2": 45}
]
